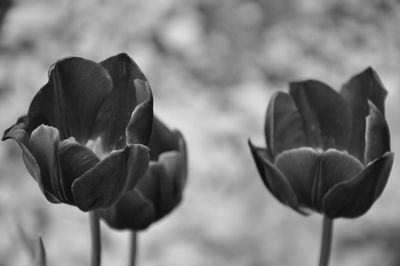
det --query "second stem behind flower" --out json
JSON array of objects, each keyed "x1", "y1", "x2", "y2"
[
  {"x1": 318, "y1": 216, "x2": 333, "y2": 266},
  {"x1": 130, "y1": 231, "x2": 137, "y2": 266},
  {"x1": 90, "y1": 211, "x2": 101, "y2": 266}
]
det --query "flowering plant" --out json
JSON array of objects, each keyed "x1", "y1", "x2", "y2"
[
  {"x1": 3, "y1": 53, "x2": 153, "y2": 212},
  {"x1": 249, "y1": 67, "x2": 393, "y2": 219},
  {"x1": 100, "y1": 117, "x2": 188, "y2": 230},
  {"x1": 248, "y1": 67, "x2": 394, "y2": 266}
]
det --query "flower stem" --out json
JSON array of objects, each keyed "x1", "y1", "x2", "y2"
[
  {"x1": 89, "y1": 211, "x2": 101, "y2": 266},
  {"x1": 318, "y1": 216, "x2": 334, "y2": 266},
  {"x1": 130, "y1": 231, "x2": 137, "y2": 266}
]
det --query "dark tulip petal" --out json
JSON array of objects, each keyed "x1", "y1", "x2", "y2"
[
  {"x1": 318, "y1": 149, "x2": 363, "y2": 210},
  {"x1": 340, "y1": 67, "x2": 388, "y2": 161},
  {"x1": 58, "y1": 138, "x2": 100, "y2": 203},
  {"x1": 27, "y1": 125, "x2": 66, "y2": 203},
  {"x1": 25, "y1": 83, "x2": 54, "y2": 133},
  {"x1": 125, "y1": 80, "x2": 153, "y2": 146},
  {"x1": 155, "y1": 130, "x2": 188, "y2": 206},
  {"x1": 148, "y1": 117, "x2": 180, "y2": 160},
  {"x1": 136, "y1": 76, "x2": 152, "y2": 104},
  {"x1": 99, "y1": 190, "x2": 155, "y2": 230},
  {"x1": 160, "y1": 129, "x2": 188, "y2": 195},
  {"x1": 366, "y1": 68, "x2": 388, "y2": 114},
  {"x1": 157, "y1": 151, "x2": 185, "y2": 215},
  {"x1": 28, "y1": 57, "x2": 112, "y2": 142},
  {"x1": 136, "y1": 162, "x2": 169, "y2": 219},
  {"x1": 265, "y1": 91, "x2": 306, "y2": 158},
  {"x1": 71, "y1": 144, "x2": 149, "y2": 211},
  {"x1": 96, "y1": 53, "x2": 151, "y2": 151},
  {"x1": 323, "y1": 152, "x2": 393, "y2": 218},
  {"x1": 100, "y1": 132, "x2": 187, "y2": 231},
  {"x1": 136, "y1": 162, "x2": 164, "y2": 216},
  {"x1": 364, "y1": 101, "x2": 391, "y2": 164},
  {"x1": 2, "y1": 115, "x2": 29, "y2": 141},
  {"x1": 342, "y1": 67, "x2": 388, "y2": 113},
  {"x1": 289, "y1": 80, "x2": 352, "y2": 150},
  {"x1": 248, "y1": 139, "x2": 272, "y2": 180},
  {"x1": 340, "y1": 77, "x2": 368, "y2": 160},
  {"x1": 4, "y1": 122, "x2": 59, "y2": 203},
  {"x1": 274, "y1": 147, "x2": 319, "y2": 211},
  {"x1": 373, "y1": 153, "x2": 395, "y2": 200},
  {"x1": 248, "y1": 140, "x2": 301, "y2": 213}
]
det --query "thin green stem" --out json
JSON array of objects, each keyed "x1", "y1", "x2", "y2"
[
  {"x1": 318, "y1": 216, "x2": 334, "y2": 266},
  {"x1": 89, "y1": 211, "x2": 101, "y2": 266},
  {"x1": 130, "y1": 231, "x2": 137, "y2": 266}
]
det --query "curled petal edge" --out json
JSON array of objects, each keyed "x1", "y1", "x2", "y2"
[
  {"x1": 125, "y1": 80, "x2": 154, "y2": 146},
  {"x1": 248, "y1": 140, "x2": 304, "y2": 214},
  {"x1": 364, "y1": 101, "x2": 391, "y2": 164},
  {"x1": 3, "y1": 122, "x2": 59, "y2": 203}
]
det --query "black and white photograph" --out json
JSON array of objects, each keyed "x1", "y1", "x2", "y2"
[{"x1": 0, "y1": 1, "x2": 399, "y2": 266}]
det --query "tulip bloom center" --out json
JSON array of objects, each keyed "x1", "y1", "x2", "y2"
[
  {"x1": 274, "y1": 147, "x2": 364, "y2": 213},
  {"x1": 86, "y1": 137, "x2": 108, "y2": 160}
]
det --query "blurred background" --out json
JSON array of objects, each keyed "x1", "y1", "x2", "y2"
[{"x1": 0, "y1": 0, "x2": 400, "y2": 265}]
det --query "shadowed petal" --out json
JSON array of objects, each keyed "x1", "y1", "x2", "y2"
[
  {"x1": 248, "y1": 139, "x2": 272, "y2": 179},
  {"x1": 150, "y1": 130, "x2": 187, "y2": 219},
  {"x1": 156, "y1": 151, "x2": 185, "y2": 216},
  {"x1": 100, "y1": 133, "x2": 187, "y2": 231},
  {"x1": 341, "y1": 67, "x2": 387, "y2": 114},
  {"x1": 365, "y1": 101, "x2": 391, "y2": 164},
  {"x1": 323, "y1": 152, "x2": 393, "y2": 218},
  {"x1": 27, "y1": 125, "x2": 64, "y2": 203},
  {"x1": 28, "y1": 57, "x2": 112, "y2": 142},
  {"x1": 265, "y1": 91, "x2": 306, "y2": 158},
  {"x1": 58, "y1": 138, "x2": 100, "y2": 203},
  {"x1": 100, "y1": 190, "x2": 155, "y2": 230},
  {"x1": 4, "y1": 122, "x2": 59, "y2": 203},
  {"x1": 274, "y1": 147, "x2": 319, "y2": 211},
  {"x1": 148, "y1": 117, "x2": 180, "y2": 160},
  {"x1": 248, "y1": 140, "x2": 300, "y2": 212},
  {"x1": 317, "y1": 149, "x2": 364, "y2": 210},
  {"x1": 99, "y1": 162, "x2": 169, "y2": 230},
  {"x1": 71, "y1": 144, "x2": 149, "y2": 211},
  {"x1": 137, "y1": 145, "x2": 187, "y2": 220},
  {"x1": 340, "y1": 67, "x2": 388, "y2": 160},
  {"x1": 96, "y1": 53, "x2": 152, "y2": 150},
  {"x1": 289, "y1": 80, "x2": 352, "y2": 150},
  {"x1": 136, "y1": 162, "x2": 170, "y2": 220},
  {"x1": 158, "y1": 130, "x2": 188, "y2": 195},
  {"x1": 125, "y1": 80, "x2": 153, "y2": 146}
]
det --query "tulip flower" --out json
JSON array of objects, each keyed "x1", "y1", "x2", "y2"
[
  {"x1": 249, "y1": 67, "x2": 393, "y2": 219},
  {"x1": 100, "y1": 117, "x2": 188, "y2": 230},
  {"x1": 3, "y1": 53, "x2": 153, "y2": 212}
]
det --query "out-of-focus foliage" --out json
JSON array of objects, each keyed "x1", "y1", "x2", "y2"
[{"x1": 1, "y1": 0, "x2": 400, "y2": 266}]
